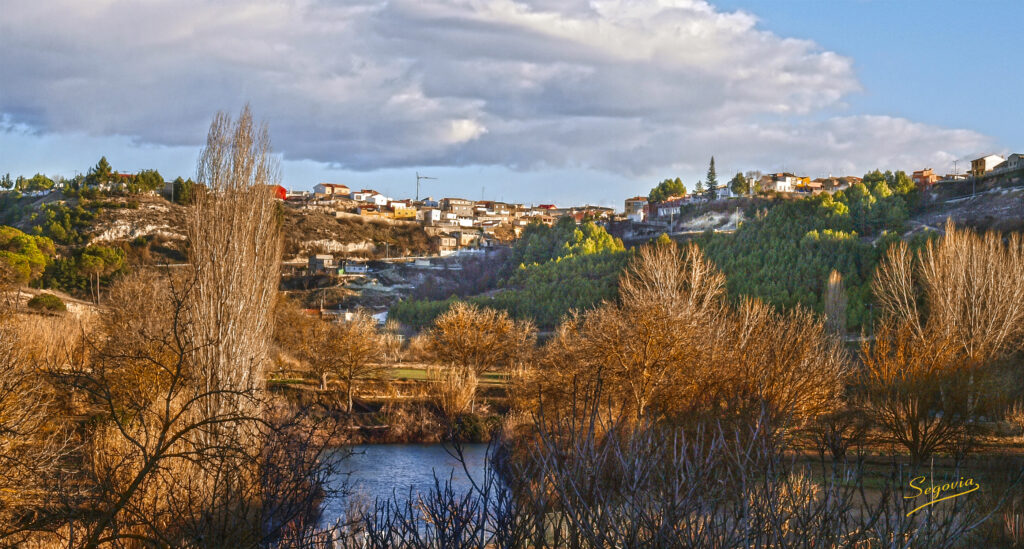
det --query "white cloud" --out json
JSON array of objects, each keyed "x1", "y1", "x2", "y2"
[{"x1": 0, "y1": 0, "x2": 994, "y2": 179}]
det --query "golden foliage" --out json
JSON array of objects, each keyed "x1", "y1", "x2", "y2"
[
  {"x1": 427, "y1": 301, "x2": 535, "y2": 376},
  {"x1": 527, "y1": 242, "x2": 848, "y2": 429}
]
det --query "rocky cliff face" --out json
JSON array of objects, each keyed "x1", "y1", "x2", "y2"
[{"x1": 90, "y1": 201, "x2": 188, "y2": 244}]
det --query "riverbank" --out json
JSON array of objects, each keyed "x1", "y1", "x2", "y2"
[{"x1": 268, "y1": 378, "x2": 506, "y2": 445}]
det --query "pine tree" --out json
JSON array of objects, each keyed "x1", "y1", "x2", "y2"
[
  {"x1": 706, "y1": 156, "x2": 718, "y2": 197},
  {"x1": 86, "y1": 156, "x2": 114, "y2": 187}
]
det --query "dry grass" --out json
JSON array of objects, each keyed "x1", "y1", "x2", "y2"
[{"x1": 427, "y1": 366, "x2": 479, "y2": 418}]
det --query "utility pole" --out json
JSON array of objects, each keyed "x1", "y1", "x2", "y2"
[{"x1": 415, "y1": 172, "x2": 436, "y2": 201}]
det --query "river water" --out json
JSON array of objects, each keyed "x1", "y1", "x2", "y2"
[{"x1": 320, "y1": 443, "x2": 489, "y2": 525}]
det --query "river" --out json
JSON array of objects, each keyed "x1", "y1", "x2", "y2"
[{"x1": 320, "y1": 443, "x2": 489, "y2": 525}]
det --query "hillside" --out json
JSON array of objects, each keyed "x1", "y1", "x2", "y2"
[
  {"x1": 0, "y1": 191, "x2": 433, "y2": 264},
  {"x1": 912, "y1": 171, "x2": 1024, "y2": 233}
]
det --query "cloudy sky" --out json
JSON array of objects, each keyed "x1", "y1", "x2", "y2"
[{"x1": 1, "y1": 0, "x2": 1019, "y2": 206}]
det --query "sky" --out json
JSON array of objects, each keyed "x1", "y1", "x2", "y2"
[{"x1": 0, "y1": 0, "x2": 1019, "y2": 207}]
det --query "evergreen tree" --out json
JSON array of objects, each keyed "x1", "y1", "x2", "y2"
[
  {"x1": 0, "y1": 174, "x2": 12, "y2": 191},
  {"x1": 648, "y1": 177, "x2": 687, "y2": 202},
  {"x1": 172, "y1": 177, "x2": 198, "y2": 205},
  {"x1": 695, "y1": 180, "x2": 705, "y2": 195},
  {"x1": 86, "y1": 156, "x2": 114, "y2": 187},
  {"x1": 706, "y1": 156, "x2": 718, "y2": 197},
  {"x1": 133, "y1": 169, "x2": 164, "y2": 193},
  {"x1": 728, "y1": 172, "x2": 749, "y2": 196}
]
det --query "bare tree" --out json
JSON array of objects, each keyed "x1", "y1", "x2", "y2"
[
  {"x1": 276, "y1": 299, "x2": 386, "y2": 411},
  {"x1": 861, "y1": 320, "x2": 1000, "y2": 465},
  {"x1": 427, "y1": 302, "x2": 535, "y2": 412},
  {"x1": 567, "y1": 243, "x2": 726, "y2": 421},
  {"x1": 865, "y1": 221, "x2": 1024, "y2": 462},
  {"x1": 48, "y1": 272, "x2": 342, "y2": 547},
  {"x1": 874, "y1": 220, "x2": 1024, "y2": 363},
  {"x1": 186, "y1": 104, "x2": 282, "y2": 428},
  {"x1": 299, "y1": 312, "x2": 384, "y2": 411},
  {"x1": 725, "y1": 298, "x2": 848, "y2": 430}
]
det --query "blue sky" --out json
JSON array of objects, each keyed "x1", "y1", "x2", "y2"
[
  {"x1": 714, "y1": 0, "x2": 1021, "y2": 147},
  {"x1": 1, "y1": 0, "x2": 1018, "y2": 207}
]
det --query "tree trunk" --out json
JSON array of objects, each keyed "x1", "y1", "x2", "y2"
[{"x1": 347, "y1": 381, "x2": 354, "y2": 414}]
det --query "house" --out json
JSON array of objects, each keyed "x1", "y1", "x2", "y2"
[
  {"x1": 441, "y1": 197, "x2": 474, "y2": 216},
  {"x1": 811, "y1": 178, "x2": 832, "y2": 189},
  {"x1": 716, "y1": 186, "x2": 735, "y2": 199},
  {"x1": 798, "y1": 180, "x2": 823, "y2": 193},
  {"x1": 653, "y1": 196, "x2": 686, "y2": 219},
  {"x1": 430, "y1": 234, "x2": 457, "y2": 254},
  {"x1": 759, "y1": 173, "x2": 808, "y2": 193},
  {"x1": 352, "y1": 189, "x2": 389, "y2": 206},
  {"x1": 356, "y1": 205, "x2": 385, "y2": 217},
  {"x1": 624, "y1": 196, "x2": 648, "y2": 222},
  {"x1": 420, "y1": 196, "x2": 440, "y2": 208},
  {"x1": 389, "y1": 201, "x2": 417, "y2": 220},
  {"x1": 451, "y1": 231, "x2": 481, "y2": 247},
  {"x1": 313, "y1": 183, "x2": 351, "y2": 196},
  {"x1": 993, "y1": 153, "x2": 1024, "y2": 173},
  {"x1": 308, "y1": 254, "x2": 336, "y2": 273},
  {"x1": 342, "y1": 261, "x2": 369, "y2": 274},
  {"x1": 418, "y1": 208, "x2": 443, "y2": 224},
  {"x1": 971, "y1": 154, "x2": 1005, "y2": 177},
  {"x1": 912, "y1": 168, "x2": 940, "y2": 188}
]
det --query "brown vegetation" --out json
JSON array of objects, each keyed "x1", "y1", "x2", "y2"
[
  {"x1": 426, "y1": 301, "x2": 534, "y2": 412},
  {"x1": 528, "y1": 242, "x2": 847, "y2": 432},
  {"x1": 863, "y1": 221, "x2": 1024, "y2": 464}
]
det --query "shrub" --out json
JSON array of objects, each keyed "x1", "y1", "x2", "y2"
[
  {"x1": 27, "y1": 293, "x2": 65, "y2": 313},
  {"x1": 449, "y1": 413, "x2": 486, "y2": 442}
]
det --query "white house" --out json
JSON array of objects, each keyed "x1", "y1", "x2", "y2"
[
  {"x1": 418, "y1": 208, "x2": 443, "y2": 224},
  {"x1": 971, "y1": 154, "x2": 1005, "y2": 177},
  {"x1": 351, "y1": 189, "x2": 389, "y2": 206},
  {"x1": 654, "y1": 197, "x2": 685, "y2": 219},
  {"x1": 759, "y1": 173, "x2": 804, "y2": 193},
  {"x1": 624, "y1": 196, "x2": 647, "y2": 223}
]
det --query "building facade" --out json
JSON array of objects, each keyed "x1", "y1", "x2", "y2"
[
  {"x1": 971, "y1": 154, "x2": 1005, "y2": 177},
  {"x1": 313, "y1": 183, "x2": 351, "y2": 196},
  {"x1": 441, "y1": 197, "x2": 474, "y2": 216}
]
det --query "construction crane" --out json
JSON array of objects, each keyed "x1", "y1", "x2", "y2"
[{"x1": 415, "y1": 172, "x2": 436, "y2": 201}]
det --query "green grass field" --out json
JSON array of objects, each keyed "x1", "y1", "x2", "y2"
[{"x1": 388, "y1": 365, "x2": 509, "y2": 386}]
